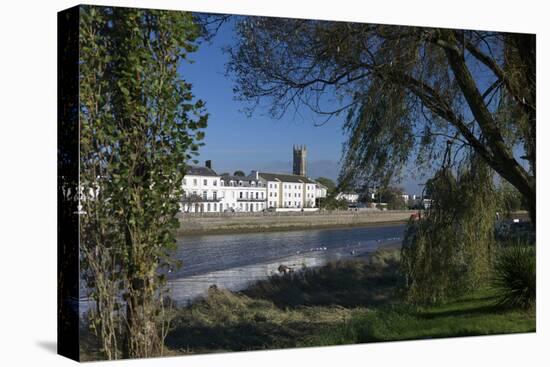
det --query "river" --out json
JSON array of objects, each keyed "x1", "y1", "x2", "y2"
[
  {"x1": 79, "y1": 224, "x2": 406, "y2": 312},
  {"x1": 167, "y1": 224, "x2": 405, "y2": 305}
]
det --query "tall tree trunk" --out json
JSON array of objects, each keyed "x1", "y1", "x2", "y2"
[{"x1": 441, "y1": 30, "x2": 536, "y2": 227}]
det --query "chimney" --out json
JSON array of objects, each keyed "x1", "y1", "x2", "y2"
[{"x1": 205, "y1": 160, "x2": 212, "y2": 169}]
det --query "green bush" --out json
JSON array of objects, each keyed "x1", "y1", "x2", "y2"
[
  {"x1": 492, "y1": 244, "x2": 536, "y2": 309},
  {"x1": 400, "y1": 155, "x2": 497, "y2": 305}
]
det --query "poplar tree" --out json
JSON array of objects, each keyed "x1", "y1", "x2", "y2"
[{"x1": 79, "y1": 6, "x2": 208, "y2": 359}]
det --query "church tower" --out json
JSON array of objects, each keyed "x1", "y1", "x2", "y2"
[{"x1": 293, "y1": 145, "x2": 307, "y2": 177}]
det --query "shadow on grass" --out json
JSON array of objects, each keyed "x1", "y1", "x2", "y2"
[
  {"x1": 165, "y1": 320, "x2": 332, "y2": 352},
  {"x1": 415, "y1": 304, "x2": 506, "y2": 320},
  {"x1": 243, "y1": 250, "x2": 401, "y2": 309}
]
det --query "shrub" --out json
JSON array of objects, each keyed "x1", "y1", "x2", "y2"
[{"x1": 492, "y1": 244, "x2": 536, "y2": 309}]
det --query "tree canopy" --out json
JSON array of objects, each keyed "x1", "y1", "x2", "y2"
[
  {"x1": 227, "y1": 18, "x2": 535, "y2": 222},
  {"x1": 315, "y1": 176, "x2": 336, "y2": 193}
]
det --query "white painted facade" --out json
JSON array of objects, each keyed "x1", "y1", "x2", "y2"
[
  {"x1": 181, "y1": 168, "x2": 223, "y2": 213},
  {"x1": 315, "y1": 184, "x2": 328, "y2": 200},
  {"x1": 336, "y1": 192, "x2": 360, "y2": 203},
  {"x1": 181, "y1": 164, "x2": 327, "y2": 213},
  {"x1": 258, "y1": 173, "x2": 318, "y2": 210},
  {"x1": 219, "y1": 174, "x2": 267, "y2": 212}
]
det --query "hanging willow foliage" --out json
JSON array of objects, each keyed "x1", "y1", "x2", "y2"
[{"x1": 400, "y1": 153, "x2": 498, "y2": 304}]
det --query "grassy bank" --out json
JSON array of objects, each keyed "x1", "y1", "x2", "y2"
[
  {"x1": 164, "y1": 247, "x2": 534, "y2": 355},
  {"x1": 301, "y1": 289, "x2": 535, "y2": 347}
]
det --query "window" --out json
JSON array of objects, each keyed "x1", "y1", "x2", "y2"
[
  {"x1": 213, "y1": 203, "x2": 217, "y2": 211},
  {"x1": 256, "y1": 192, "x2": 259, "y2": 199},
  {"x1": 207, "y1": 203, "x2": 211, "y2": 211},
  {"x1": 202, "y1": 191, "x2": 207, "y2": 200},
  {"x1": 183, "y1": 179, "x2": 187, "y2": 185},
  {"x1": 213, "y1": 180, "x2": 217, "y2": 186},
  {"x1": 213, "y1": 191, "x2": 217, "y2": 201},
  {"x1": 193, "y1": 179, "x2": 197, "y2": 186},
  {"x1": 203, "y1": 179, "x2": 208, "y2": 185},
  {"x1": 239, "y1": 192, "x2": 243, "y2": 199}
]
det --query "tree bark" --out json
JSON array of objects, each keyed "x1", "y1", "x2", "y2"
[{"x1": 440, "y1": 30, "x2": 536, "y2": 227}]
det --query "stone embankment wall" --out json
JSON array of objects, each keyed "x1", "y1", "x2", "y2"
[{"x1": 177, "y1": 210, "x2": 416, "y2": 235}]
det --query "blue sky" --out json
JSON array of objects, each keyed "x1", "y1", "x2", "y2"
[
  {"x1": 178, "y1": 21, "x2": 519, "y2": 196},
  {"x1": 180, "y1": 22, "x2": 350, "y2": 187}
]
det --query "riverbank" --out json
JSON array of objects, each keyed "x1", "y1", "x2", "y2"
[
  {"x1": 177, "y1": 210, "x2": 415, "y2": 236},
  {"x1": 163, "y1": 246, "x2": 535, "y2": 355},
  {"x1": 80, "y1": 245, "x2": 535, "y2": 360}
]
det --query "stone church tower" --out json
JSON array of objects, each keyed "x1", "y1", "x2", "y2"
[{"x1": 293, "y1": 145, "x2": 307, "y2": 176}]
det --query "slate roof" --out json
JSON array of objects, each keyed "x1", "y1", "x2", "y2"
[
  {"x1": 258, "y1": 172, "x2": 316, "y2": 184},
  {"x1": 221, "y1": 174, "x2": 253, "y2": 182},
  {"x1": 220, "y1": 173, "x2": 262, "y2": 187},
  {"x1": 185, "y1": 165, "x2": 219, "y2": 177}
]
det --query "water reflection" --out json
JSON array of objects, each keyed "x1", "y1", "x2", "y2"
[
  {"x1": 80, "y1": 224, "x2": 405, "y2": 311},
  {"x1": 168, "y1": 225, "x2": 405, "y2": 305}
]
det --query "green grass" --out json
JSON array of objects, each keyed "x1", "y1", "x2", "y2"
[
  {"x1": 300, "y1": 289, "x2": 535, "y2": 347},
  {"x1": 165, "y1": 286, "x2": 359, "y2": 353},
  {"x1": 80, "y1": 245, "x2": 536, "y2": 359},
  {"x1": 164, "y1": 247, "x2": 534, "y2": 354}
]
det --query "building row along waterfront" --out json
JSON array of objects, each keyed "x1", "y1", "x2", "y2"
[{"x1": 181, "y1": 161, "x2": 327, "y2": 213}]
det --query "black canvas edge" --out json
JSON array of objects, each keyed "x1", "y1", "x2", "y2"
[{"x1": 58, "y1": 5, "x2": 81, "y2": 362}]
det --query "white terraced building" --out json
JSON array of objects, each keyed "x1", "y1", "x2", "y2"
[
  {"x1": 181, "y1": 162, "x2": 326, "y2": 213},
  {"x1": 258, "y1": 172, "x2": 317, "y2": 210}
]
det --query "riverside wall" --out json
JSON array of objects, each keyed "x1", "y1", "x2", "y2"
[{"x1": 177, "y1": 210, "x2": 416, "y2": 235}]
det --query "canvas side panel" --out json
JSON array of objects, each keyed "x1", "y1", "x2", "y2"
[{"x1": 57, "y1": 5, "x2": 80, "y2": 362}]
